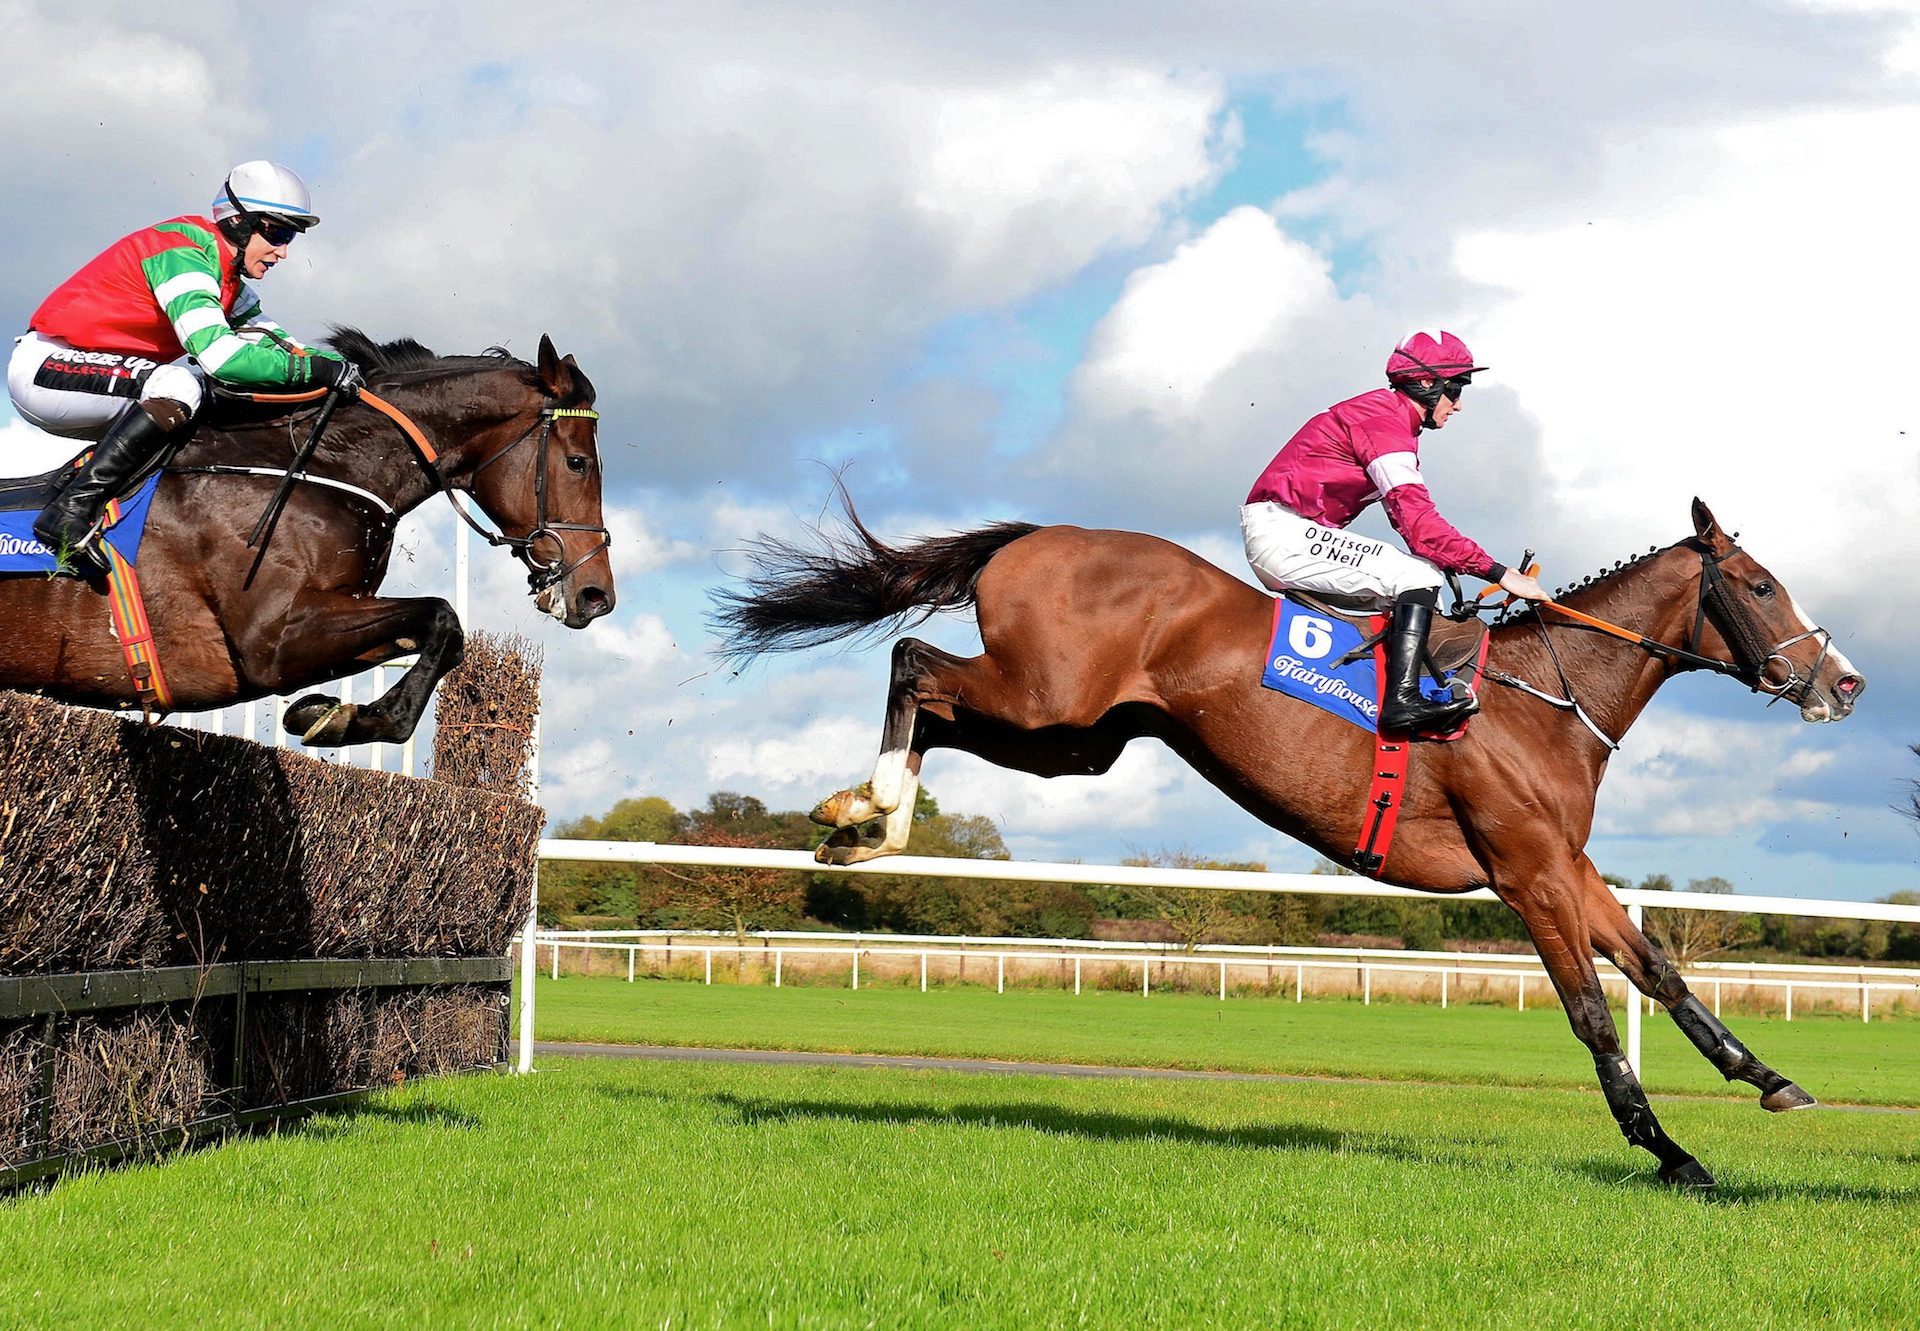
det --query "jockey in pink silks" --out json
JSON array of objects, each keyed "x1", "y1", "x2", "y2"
[{"x1": 1242, "y1": 330, "x2": 1547, "y2": 734}]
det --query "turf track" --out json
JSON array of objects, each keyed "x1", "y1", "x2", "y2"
[
  {"x1": 2, "y1": 978, "x2": 1913, "y2": 1327},
  {"x1": 1, "y1": 1057, "x2": 1914, "y2": 1328}
]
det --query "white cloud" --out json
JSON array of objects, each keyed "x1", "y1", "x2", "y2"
[
  {"x1": 1596, "y1": 705, "x2": 1851, "y2": 838},
  {"x1": 1073, "y1": 207, "x2": 1337, "y2": 419},
  {"x1": 912, "y1": 67, "x2": 1230, "y2": 305},
  {"x1": 1456, "y1": 106, "x2": 1920, "y2": 628},
  {"x1": 705, "y1": 715, "x2": 880, "y2": 790}
]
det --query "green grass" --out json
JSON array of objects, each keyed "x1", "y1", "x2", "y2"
[
  {"x1": 530, "y1": 974, "x2": 1920, "y2": 1107},
  {"x1": 0, "y1": 1058, "x2": 1913, "y2": 1328}
]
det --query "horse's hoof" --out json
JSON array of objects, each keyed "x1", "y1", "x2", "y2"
[
  {"x1": 294, "y1": 699, "x2": 358, "y2": 746},
  {"x1": 811, "y1": 787, "x2": 878, "y2": 828},
  {"x1": 815, "y1": 827, "x2": 892, "y2": 866},
  {"x1": 1761, "y1": 1081, "x2": 1818, "y2": 1113},
  {"x1": 283, "y1": 694, "x2": 337, "y2": 736},
  {"x1": 1658, "y1": 1158, "x2": 1716, "y2": 1190}
]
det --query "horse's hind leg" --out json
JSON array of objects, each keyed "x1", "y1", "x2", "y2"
[
  {"x1": 1580, "y1": 869, "x2": 1815, "y2": 1112},
  {"x1": 1497, "y1": 856, "x2": 1714, "y2": 1188},
  {"x1": 812, "y1": 638, "x2": 931, "y2": 865}
]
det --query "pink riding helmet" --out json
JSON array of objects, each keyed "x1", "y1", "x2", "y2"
[{"x1": 1385, "y1": 330, "x2": 1489, "y2": 382}]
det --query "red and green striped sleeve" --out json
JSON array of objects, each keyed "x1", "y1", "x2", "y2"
[{"x1": 140, "y1": 220, "x2": 337, "y2": 386}]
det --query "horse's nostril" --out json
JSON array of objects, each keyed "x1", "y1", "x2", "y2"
[
  {"x1": 1837, "y1": 674, "x2": 1862, "y2": 696},
  {"x1": 579, "y1": 587, "x2": 612, "y2": 617}
]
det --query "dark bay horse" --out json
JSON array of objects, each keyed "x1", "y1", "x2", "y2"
[
  {"x1": 714, "y1": 497, "x2": 1865, "y2": 1187},
  {"x1": 0, "y1": 330, "x2": 615, "y2": 745}
]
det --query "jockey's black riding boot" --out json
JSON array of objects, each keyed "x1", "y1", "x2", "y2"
[
  {"x1": 33, "y1": 402, "x2": 182, "y2": 571},
  {"x1": 1378, "y1": 590, "x2": 1477, "y2": 734}
]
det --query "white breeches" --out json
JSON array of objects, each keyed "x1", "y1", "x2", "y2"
[
  {"x1": 8, "y1": 331, "x2": 205, "y2": 441},
  {"x1": 1240, "y1": 501, "x2": 1444, "y2": 609}
]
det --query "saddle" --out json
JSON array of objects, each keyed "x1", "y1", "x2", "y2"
[
  {"x1": 0, "y1": 461, "x2": 79, "y2": 514},
  {"x1": 1288, "y1": 589, "x2": 1490, "y2": 677}
]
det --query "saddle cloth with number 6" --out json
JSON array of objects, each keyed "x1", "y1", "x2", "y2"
[{"x1": 1259, "y1": 594, "x2": 1487, "y2": 736}]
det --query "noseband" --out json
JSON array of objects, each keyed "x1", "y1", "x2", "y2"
[{"x1": 456, "y1": 406, "x2": 612, "y2": 595}]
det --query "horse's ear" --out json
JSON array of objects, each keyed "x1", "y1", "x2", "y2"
[
  {"x1": 1690, "y1": 497, "x2": 1730, "y2": 551},
  {"x1": 537, "y1": 334, "x2": 569, "y2": 396}
]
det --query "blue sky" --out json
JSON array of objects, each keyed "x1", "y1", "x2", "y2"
[{"x1": 1, "y1": 1, "x2": 1915, "y2": 904}]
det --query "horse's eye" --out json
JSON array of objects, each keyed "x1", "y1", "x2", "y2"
[
  {"x1": 1753, "y1": 580, "x2": 1774, "y2": 599},
  {"x1": 565, "y1": 455, "x2": 590, "y2": 475}
]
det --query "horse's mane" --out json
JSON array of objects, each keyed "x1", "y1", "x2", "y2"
[
  {"x1": 323, "y1": 326, "x2": 524, "y2": 378},
  {"x1": 1502, "y1": 538, "x2": 1705, "y2": 628}
]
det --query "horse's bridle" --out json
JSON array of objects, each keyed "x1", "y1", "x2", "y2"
[
  {"x1": 1485, "y1": 543, "x2": 1835, "y2": 747},
  {"x1": 222, "y1": 384, "x2": 613, "y2": 599},
  {"x1": 1687, "y1": 545, "x2": 1834, "y2": 708},
  {"x1": 451, "y1": 405, "x2": 612, "y2": 595}
]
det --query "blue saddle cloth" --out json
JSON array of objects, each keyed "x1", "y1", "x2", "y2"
[
  {"x1": 0, "y1": 473, "x2": 163, "y2": 574},
  {"x1": 1260, "y1": 595, "x2": 1468, "y2": 734}
]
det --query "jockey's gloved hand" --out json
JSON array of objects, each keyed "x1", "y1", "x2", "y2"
[
  {"x1": 1499, "y1": 567, "x2": 1549, "y2": 601},
  {"x1": 310, "y1": 356, "x2": 364, "y2": 399}
]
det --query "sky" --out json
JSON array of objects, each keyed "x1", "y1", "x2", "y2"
[{"x1": 2, "y1": 0, "x2": 1916, "y2": 901}]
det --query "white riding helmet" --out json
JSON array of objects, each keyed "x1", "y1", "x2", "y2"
[{"x1": 211, "y1": 160, "x2": 320, "y2": 230}]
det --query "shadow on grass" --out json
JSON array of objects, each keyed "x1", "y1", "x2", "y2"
[
  {"x1": 613, "y1": 1086, "x2": 1920, "y2": 1205},
  {"x1": 1559, "y1": 1157, "x2": 1920, "y2": 1206},
  {"x1": 658, "y1": 1089, "x2": 1504, "y2": 1169},
  {"x1": 296, "y1": 1099, "x2": 481, "y2": 1140}
]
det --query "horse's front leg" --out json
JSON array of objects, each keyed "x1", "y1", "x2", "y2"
[
  {"x1": 1495, "y1": 858, "x2": 1716, "y2": 1188},
  {"x1": 256, "y1": 593, "x2": 464, "y2": 747},
  {"x1": 1580, "y1": 868, "x2": 1815, "y2": 1112}
]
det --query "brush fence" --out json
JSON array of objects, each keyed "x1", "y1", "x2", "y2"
[{"x1": 0, "y1": 689, "x2": 540, "y2": 1187}]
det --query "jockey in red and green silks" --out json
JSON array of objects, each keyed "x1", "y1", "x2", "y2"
[{"x1": 6, "y1": 160, "x2": 363, "y2": 570}]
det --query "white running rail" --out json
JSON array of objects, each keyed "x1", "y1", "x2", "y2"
[{"x1": 523, "y1": 840, "x2": 1920, "y2": 1077}]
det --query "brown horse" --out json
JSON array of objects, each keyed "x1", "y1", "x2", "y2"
[
  {"x1": 713, "y1": 497, "x2": 1865, "y2": 1187},
  {"x1": 0, "y1": 329, "x2": 615, "y2": 745}
]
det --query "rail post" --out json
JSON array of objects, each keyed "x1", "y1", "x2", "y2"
[
  {"x1": 1142, "y1": 959, "x2": 1149, "y2": 997},
  {"x1": 1363, "y1": 966, "x2": 1371, "y2": 1006},
  {"x1": 1296, "y1": 961, "x2": 1304, "y2": 1003},
  {"x1": 852, "y1": 949, "x2": 859, "y2": 991},
  {"x1": 775, "y1": 950, "x2": 782, "y2": 988},
  {"x1": 516, "y1": 920, "x2": 538, "y2": 1075},
  {"x1": 921, "y1": 951, "x2": 928, "y2": 993},
  {"x1": 1219, "y1": 960, "x2": 1227, "y2": 1002},
  {"x1": 1441, "y1": 969, "x2": 1448, "y2": 1010},
  {"x1": 1074, "y1": 957, "x2": 1081, "y2": 995}
]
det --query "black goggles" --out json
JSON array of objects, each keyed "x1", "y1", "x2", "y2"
[
  {"x1": 254, "y1": 216, "x2": 303, "y2": 246},
  {"x1": 1439, "y1": 374, "x2": 1472, "y2": 403}
]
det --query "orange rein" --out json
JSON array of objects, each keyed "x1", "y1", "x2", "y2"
[
  {"x1": 231, "y1": 387, "x2": 438, "y2": 464},
  {"x1": 1477, "y1": 562, "x2": 1658, "y2": 648}
]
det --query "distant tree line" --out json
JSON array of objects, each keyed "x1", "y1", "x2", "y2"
[{"x1": 539, "y1": 790, "x2": 1920, "y2": 961}]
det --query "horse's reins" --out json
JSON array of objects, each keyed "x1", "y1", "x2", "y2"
[
  {"x1": 1483, "y1": 544, "x2": 1838, "y2": 748},
  {"x1": 218, "y1": 383, "x2": 609, "y2": 596}
]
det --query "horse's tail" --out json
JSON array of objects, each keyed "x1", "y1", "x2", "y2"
[{"x1": 710, "y1": 496, "x2": 1040, "y2": 662}]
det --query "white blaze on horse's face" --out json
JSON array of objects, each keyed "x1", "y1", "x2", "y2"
[{"x1": 1786, "y1": 592, "x2": 1865, "y2": 723}]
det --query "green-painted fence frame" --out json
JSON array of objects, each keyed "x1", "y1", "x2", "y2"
[{"x1": 1, "y1": 955, "x2": 511, "y2": 1190}]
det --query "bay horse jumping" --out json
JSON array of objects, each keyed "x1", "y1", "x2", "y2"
[
  {"x1": 714, "y1": 497, "x2": 1865, "y2": 1187},
  {"x1": 0, "y1": 329, "x2": 615, "y2": 745}
]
